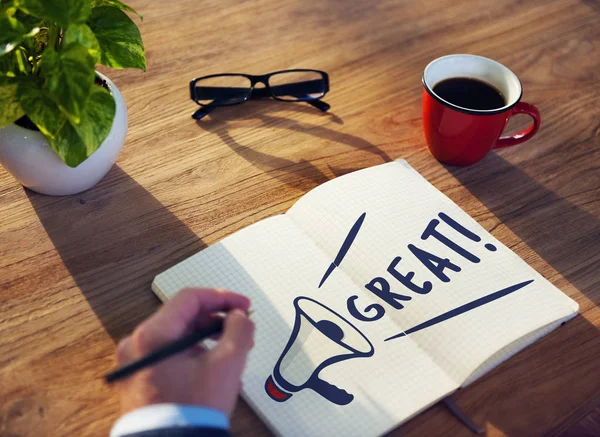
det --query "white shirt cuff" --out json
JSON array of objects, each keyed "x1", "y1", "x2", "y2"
[{"x1": 110, "y1": 404, "x2": 229, "y2": 437}]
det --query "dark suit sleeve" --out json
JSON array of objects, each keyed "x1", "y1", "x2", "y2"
[{"x1": 122, "y1": 427, "x2": 231, "y2": 437}]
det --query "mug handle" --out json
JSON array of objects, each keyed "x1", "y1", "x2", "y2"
[{"x1": 494, "y1": 102, "x2": 541, "y2": 149}]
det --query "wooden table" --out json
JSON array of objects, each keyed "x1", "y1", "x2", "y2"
[{"x1": 1, "y1": 0, "x2": 599, "y2": 435}]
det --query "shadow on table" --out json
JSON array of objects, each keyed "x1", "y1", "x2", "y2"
[
  {"x1": 196, "y1": 100, "x2": 392, "y2": 190},
  {"x1": 26, "y1": 165, "x2": 207, "y2": 342},
  {"x1": 24, "y1": 165, "x2": 290, "y2": 434},
  {"x1": 445, "y1": 152, "x2": 600, "y2": 306}
]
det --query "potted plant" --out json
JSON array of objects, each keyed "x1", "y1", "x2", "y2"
[{"x1": 0, "y1": 0, "x2": 145, "y2": 195}]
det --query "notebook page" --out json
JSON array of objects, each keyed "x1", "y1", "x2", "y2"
[
  {"x1": 153, "y1": 214, "x2": 456, "y2": 436},
  {"x1": 286, "y1": 160, "x2": 578, "y2": 385},
  {"x1": 462, "y1": 318, "x2": 566, "y2": 386}
]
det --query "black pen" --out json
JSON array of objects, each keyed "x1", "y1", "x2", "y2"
[{"x1": 105, "y1": 311, "x2": 252, "y2": 384}]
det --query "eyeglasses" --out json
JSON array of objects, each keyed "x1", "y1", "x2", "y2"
[{"x1": 189, "y1": 69, "x2": 330, "y2": 120}]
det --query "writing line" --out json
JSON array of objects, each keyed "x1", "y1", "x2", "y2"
[
  {"x1": 318, "y1": 212, "x2": 366, "y2": 288},
  {"x1": 384, "y1": 279, "x2": 534, "y2": 341}
]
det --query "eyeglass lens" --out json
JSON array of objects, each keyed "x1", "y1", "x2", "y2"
[
  {"x1": 194, "y1": 75, "x2": 252, "y2": 106},
  {"x1": 268, "y1": 71, "x2": 326, "y2": 101}
]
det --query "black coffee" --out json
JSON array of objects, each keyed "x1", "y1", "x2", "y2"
[{"x1": 433, "y1": 77, "x2": 505, "y2": 110}]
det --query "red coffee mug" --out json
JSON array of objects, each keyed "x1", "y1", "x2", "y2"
[{"x1": 422, "y1": 54, "x2": 541, "y2": 166}]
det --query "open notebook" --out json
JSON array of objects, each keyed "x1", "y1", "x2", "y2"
[{"x1": 153, "y1": 160, "x2": 578, "y2": 437}]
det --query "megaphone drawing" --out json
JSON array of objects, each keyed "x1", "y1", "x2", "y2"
[{"x1": 265, "y1": 296, "x2": 374, "y2": 406}]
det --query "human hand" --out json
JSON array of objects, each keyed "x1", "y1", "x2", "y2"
[{"x1": 114, "y1": 288, "x2": 254, "y2": 416}]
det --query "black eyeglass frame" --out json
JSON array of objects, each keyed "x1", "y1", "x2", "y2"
[{"x1": 189, "y1": 69, "x2": 330, "y2": 119}]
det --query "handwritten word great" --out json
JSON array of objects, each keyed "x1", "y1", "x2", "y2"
[{"x1": 346, "y1": 212, "x2": 498, "y2": 322}]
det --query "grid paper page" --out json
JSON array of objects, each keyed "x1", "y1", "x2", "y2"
[
  {"x1": 153, "y1": 215, "x2": 457, "y2": 437},
  {"x1": 287, "y1": 160, "x2": 579, "y2": 385}
]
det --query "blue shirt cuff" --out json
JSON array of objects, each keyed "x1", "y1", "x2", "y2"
[{"x1": 110, "y1": 404, "x2": 229, "y2": 437}]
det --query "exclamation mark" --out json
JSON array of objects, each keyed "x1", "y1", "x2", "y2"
[{"x1": 438, "y1": 212, "x2": 497, "y2": 252}]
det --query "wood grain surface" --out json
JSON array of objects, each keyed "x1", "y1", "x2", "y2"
[{"x1": 1, "y1": 0, "x2": 599, "y2": 436}]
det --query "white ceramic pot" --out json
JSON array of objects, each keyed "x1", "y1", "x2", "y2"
[{"x1": 0, "y1": 72, "x2": 127, "y2": 196}]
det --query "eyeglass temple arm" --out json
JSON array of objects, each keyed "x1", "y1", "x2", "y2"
[
  {"x1": 254, "y1": 80, "x2": 326, "y2": 98},
  {"x1": 192, "y1": 105, "x2": 215, "y2": 120},
  {"x1": 248, "y1": 86, "x2": 329, "y2": 111},
  {"x1": 248, "y1": 84, "x2": 329, "y2": 111},
  {"x1": 193, "y1": 99, "x2": 329, "y2": 119},
  {"x1": 307, "y1": 99, "x2": 330, "y2": 112},
  {"x1": 249, "y1": 85, "x2": 330, "y2": 111},
  {"x1": 192, "y1": 80, "x2": 327, "y2": 101},
  {"x1": 255, "y1": 82, "x2": 330, "y2": 111}
]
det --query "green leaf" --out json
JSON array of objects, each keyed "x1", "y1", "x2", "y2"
[
  {"x1": 49, "y1": 86, "x2": 116, "y2": 167},
  {"x1": 0, "y1": 83, "x2": 24, "y2": 127},
  {"x1": 15, "y1": 0, "x2": 90, "y2": 26},
  {"x1": 90, "y1": 0, "x2": 142, "y2": 20},
  {"x1": 14, "y1": 7, "x2": 45, "y2": 29},
  {"x1": 17, "y1": 81, "x2": 66, "y2": 138},
  {"x1": 0, "y1": 1, "x2": 16, "y2": 14},
  {"x1": 0, "y1": 7, "x2": 39, "y2": 56},
  {"x1": 88, "y1": 7, "x2": 146, "y2": 71},
  {"x1": 41, "y1": 44, "x2": 95, "y2": 124},
  {"x1": 0, "y1": 45, "x2": 29, "y2": 75},
  {"x1": 63, "y1": 23, "x2": 100, "y2": 63},
  {"x1": 18, "y1": 82, "x2": 116, "y2": 167}
]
